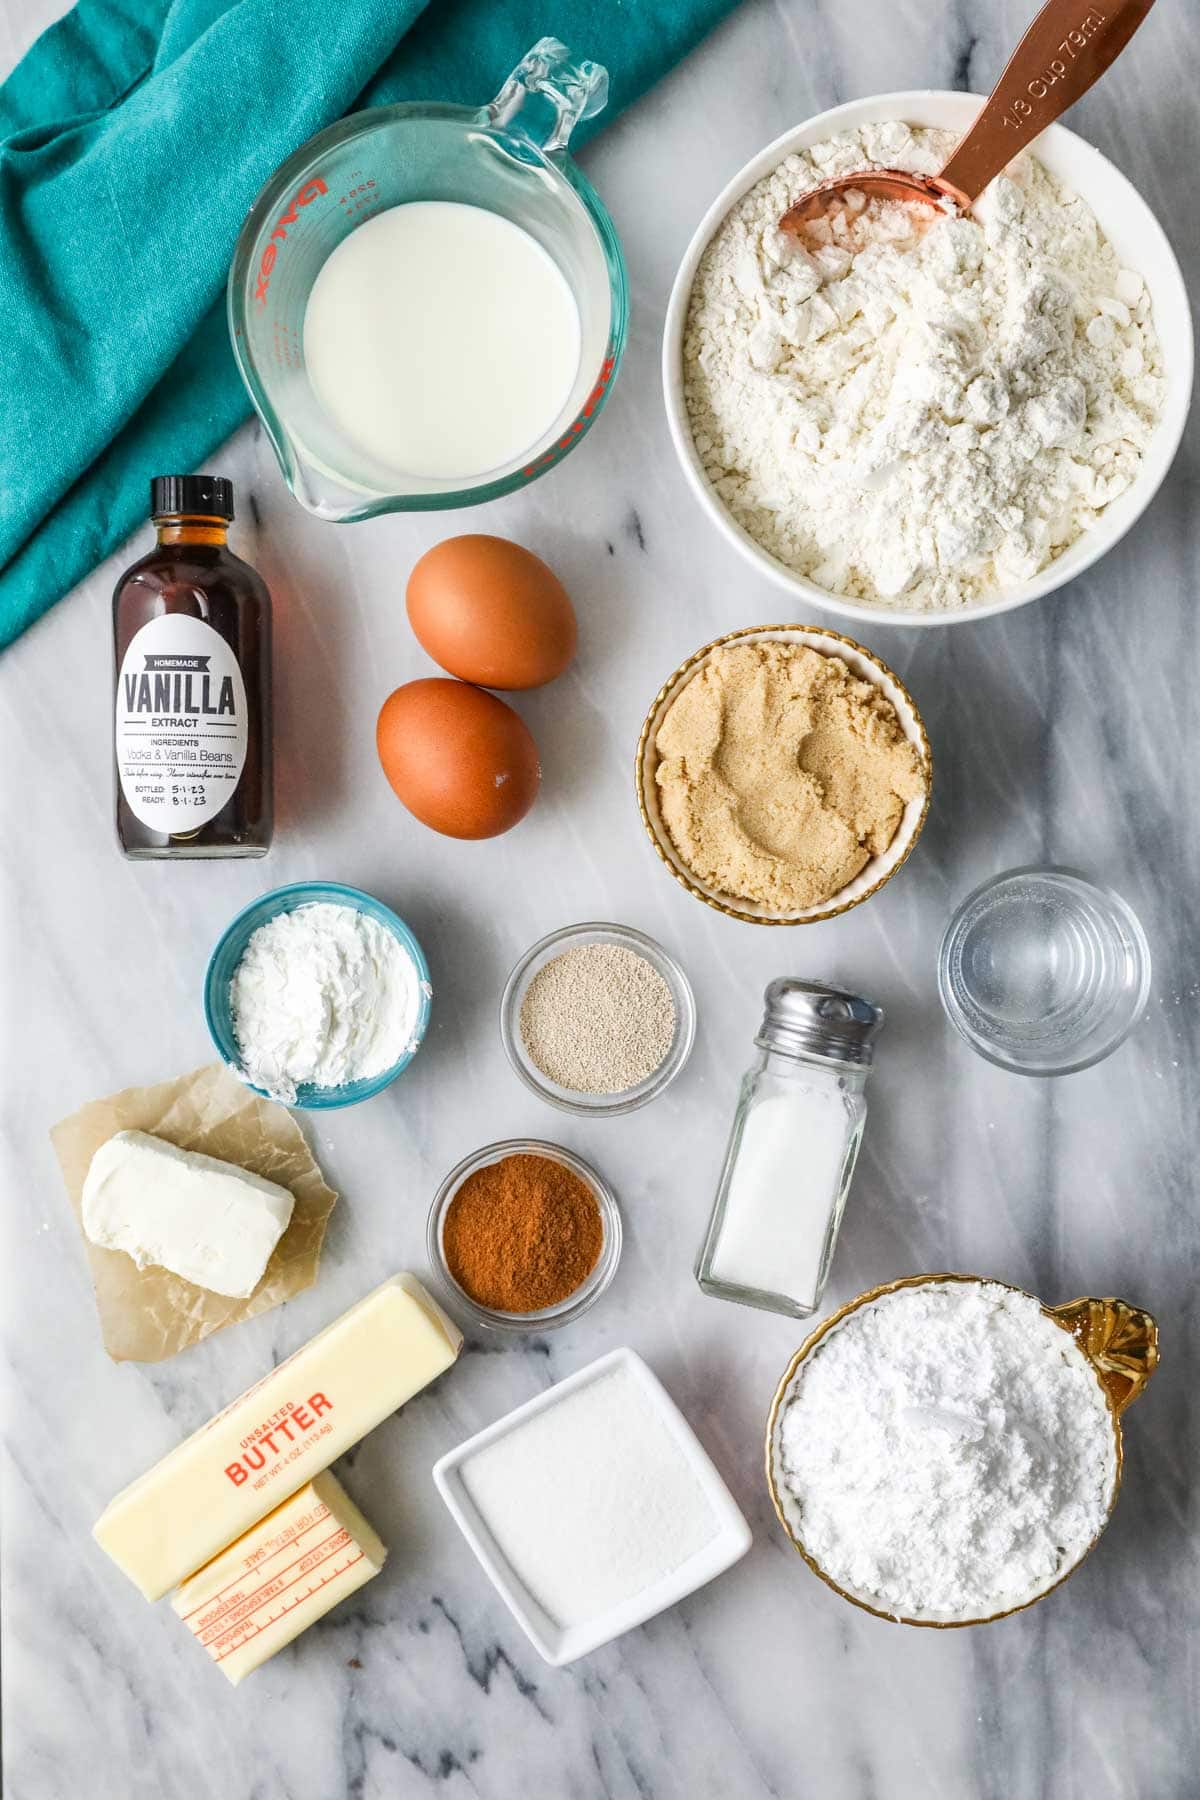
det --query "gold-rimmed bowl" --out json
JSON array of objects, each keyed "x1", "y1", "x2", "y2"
[
  {"x1": 635, "y1": 625, "x2": 932, "y2": 926},
  {"x1": 765, "y1": 1272, "x2": 1159, "y2": 1627}
]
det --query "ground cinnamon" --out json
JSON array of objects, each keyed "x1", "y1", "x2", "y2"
[{"x1": 443, "y1": 1152, "x2": 603, "y2": 1314}]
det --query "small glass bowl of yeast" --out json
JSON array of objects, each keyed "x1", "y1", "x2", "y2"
[{"x1": 499, "y1": 922, "x2": 696, "y2": 1116}]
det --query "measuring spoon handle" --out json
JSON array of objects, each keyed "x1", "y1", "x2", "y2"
[{"x1": 937, "y1": 0, "x2": 1157, "y2": 207}]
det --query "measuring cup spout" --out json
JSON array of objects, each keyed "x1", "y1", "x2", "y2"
[
  {"x1": 280, "y1": 446, "x2": 367, "y2": 523},
  {"x1": 486, "y1": 37, "x2": 610, "y2": 156}
]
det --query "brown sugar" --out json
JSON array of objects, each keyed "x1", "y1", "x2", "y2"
[
  {"x1": 442, "y1": 1152, "x2": 603, "y2": 1313},
  {"x1": 654, "y1": 641, "x2": 925, "y2": 911}
]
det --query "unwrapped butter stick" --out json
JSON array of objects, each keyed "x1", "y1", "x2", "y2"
[
  {"x1": 173, "y1": 1471, "x2": 386, "y2": 1684},
  {"x1": 82, "y1": 1129, "x2": 294, "y2": 1299}
]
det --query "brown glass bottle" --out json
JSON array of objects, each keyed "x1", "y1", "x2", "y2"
[{"x1": 113, "y1": 476, "x2": 273, "y2": 858}]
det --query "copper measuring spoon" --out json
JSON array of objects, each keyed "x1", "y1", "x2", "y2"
[{"x1": 780, "y1": 0, "x2": 1156, "y2": 233}]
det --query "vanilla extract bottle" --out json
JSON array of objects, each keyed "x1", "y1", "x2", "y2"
[{"x1": 113, "y1": 476, "x2": 273, "y2": 858}]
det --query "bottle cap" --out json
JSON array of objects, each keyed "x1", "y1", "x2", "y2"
[
  {"x1": 756, "y1": 977, "x2": 883, "y2": 1067},
  {"x1": 150, "y1": 475, "x2": 234, "y2": 521}
]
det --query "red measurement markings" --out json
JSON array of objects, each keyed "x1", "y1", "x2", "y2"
[
  {"x1": 180, "y1": 1502, "x2": 352, "y2": 1642},
  {"x1": 255, "y1": 179, "x2": 329, "y2": 306},
  {"x1": 210, "y1": 1547, "x2": 368, "y2": 1664},
  {"x1": 184, "y1": 1520, "x2": 366, "y2": 1660},
  {"x1": 522, "y1": 350, "x2": 618, "y2": 477}
]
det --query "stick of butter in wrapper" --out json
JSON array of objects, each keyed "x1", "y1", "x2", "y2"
[
  {"x1": 173, "y1": 1470, "x2": 386, "y2": 1684},
  {"x1": 94, "y1": 1273, "x2": 461, "y2": 1599}
]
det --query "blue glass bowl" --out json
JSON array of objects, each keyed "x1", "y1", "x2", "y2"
[{"x1": 204, "y1": 881, "x2": 432, "y2": 1109}]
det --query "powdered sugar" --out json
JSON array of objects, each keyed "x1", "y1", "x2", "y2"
[
  {"x1": 230, "y1": 902, "x2": 427, "y2": 1103},
  {"x1": 776, "y1": 1280, "x2": 1116, "y2": 1619},
  {"x1": 683, "y1": 124, "x2": 1165, "y2": 611}
]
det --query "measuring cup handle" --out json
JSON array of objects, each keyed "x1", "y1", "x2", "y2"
[
  {"x1": 485, "y1": 36, "x2": 609, "y2": 156},
  {"x1": 936, "y1": 0, "x2": 1157, "y2": 207},
  {"x1": 1047, "y1": 1295, "x2": 1160, "y2": 1415}
]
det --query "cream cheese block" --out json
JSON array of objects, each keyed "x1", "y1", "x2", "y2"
[
  {"x1": 94, "y1": 1273, "x2": 461, "y2": 1599},
  {"x1": 82, "y1": 1130, "x2": 294, "y2": 1298},
  {"x1": 173, "y1": 1471, "x2": 386, "y2": 1685}
]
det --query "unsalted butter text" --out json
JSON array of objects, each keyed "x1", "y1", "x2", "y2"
[{"x1": 224, "y1": 1392, "x2": 332, "y2": 1486}]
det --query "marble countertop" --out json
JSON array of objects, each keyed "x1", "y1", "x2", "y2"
[{"x1": 3, "y1": 1, "x2": 1198, "y2": 1796}]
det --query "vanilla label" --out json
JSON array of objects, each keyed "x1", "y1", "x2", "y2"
[{"x1": 115, "y1": 614, "x2": 248, "y2": 832}]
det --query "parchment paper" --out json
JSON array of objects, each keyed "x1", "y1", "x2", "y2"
[{"x1": 50, "y1": 1063, "x2": 338, "y2": 1363}]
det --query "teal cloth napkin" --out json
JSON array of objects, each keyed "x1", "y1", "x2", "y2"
[{"x1": 0, "y1": 0, "x2": 736, "y2": 650}]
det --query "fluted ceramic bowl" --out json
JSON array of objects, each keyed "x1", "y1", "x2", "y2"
[{"x1": 636, "y1": 624, "x2": 931, "y2": 925}]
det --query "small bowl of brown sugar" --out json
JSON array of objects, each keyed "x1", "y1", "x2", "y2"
[
  {"x1": 427, "y1": 1139, "x2": 622, "y2": 1332},
  {"x1": 636, "y1": 626, "x2": 932, "y2": 926},
  {"x1": 500, "y1": 922, "x2": 696, "y2": 1116}
]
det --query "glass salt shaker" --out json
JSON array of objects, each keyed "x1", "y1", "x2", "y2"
[{"x1": 695, "y1": 979, "x2": 883, "y2": 1319}]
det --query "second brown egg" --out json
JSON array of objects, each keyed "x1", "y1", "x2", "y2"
[
  {"x1": 406, "y1": 534, "x2": 577, "y2": 690},
  {"x1": 377, "y1": 679, "x2": 540, "y2": 840}
]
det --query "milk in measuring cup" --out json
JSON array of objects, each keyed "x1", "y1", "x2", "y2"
[{"x1": 303, "y1": 202, "x2": 582, "y2": 482}]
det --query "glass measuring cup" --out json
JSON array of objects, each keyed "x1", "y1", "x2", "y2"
[{"x1": 227, "y1": 38, "x2": 628, "y2": 520}]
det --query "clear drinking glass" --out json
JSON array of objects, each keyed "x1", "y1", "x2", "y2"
[
  {"x1": 938, "y1": 867, "x2": 1152, "y2": 1076},
  {"x1": 228, "y1": 38, "x2": 628, "y2": 520}
]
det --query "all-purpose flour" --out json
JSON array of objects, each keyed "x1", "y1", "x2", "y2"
[
  {"x1": 230, "y1": 903, "x2": 427, "y2": 1103},
  {"x1": 683, "y1": 124, "x2": 1164, "y2": 611},
  {"x1": 777, "y1": 1281, "x2": 1116, "y2": 1619}
]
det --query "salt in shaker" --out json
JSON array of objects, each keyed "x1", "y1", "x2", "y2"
[{"x1": 695, "y1": 979, "x2": 882, "y2": 1319}]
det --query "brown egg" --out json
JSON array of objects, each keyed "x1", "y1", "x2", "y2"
[
  {"x1": 376, "y1": 679, "x2": 540, "y2": 840},
  {"x1": 406, "y1": 535, "x2": 577, "y2": 690}
]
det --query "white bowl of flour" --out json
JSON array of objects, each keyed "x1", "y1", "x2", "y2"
[
  {"x1": 766, "y1": 1274, "x2": 1159, "y2": 1625},
  {"x1": 664, "y1": 92, "x2": 1192, "y2": 626}
]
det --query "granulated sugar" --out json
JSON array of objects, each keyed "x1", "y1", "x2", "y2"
[
  {"x1": 518, "y1": 942, "x2": 676, "y2": 1094},
  {"x1": 459, "y1": 1360, "x2": 718, "y2": 1628},
  {"x1": 777, "y1": 1281, "x2": 1116, "y2": 1619}
]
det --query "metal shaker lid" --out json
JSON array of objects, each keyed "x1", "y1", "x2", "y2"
[{"x1": 756, "y1": 978, "x2": 883, "y2": 1066}]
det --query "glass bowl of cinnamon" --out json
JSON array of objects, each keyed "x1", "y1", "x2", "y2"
[{"x1": 426, "y1": 1139, "x2": 622, "y2": 1333}]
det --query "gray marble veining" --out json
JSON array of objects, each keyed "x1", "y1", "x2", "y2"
[{"x1": 2, "y1": 0, "x2": 1197, "y2": 1796}]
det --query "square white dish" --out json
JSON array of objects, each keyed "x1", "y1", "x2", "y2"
[{"x1": 432, "y1": 1346, "x2": 752, "y2": 1666}]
